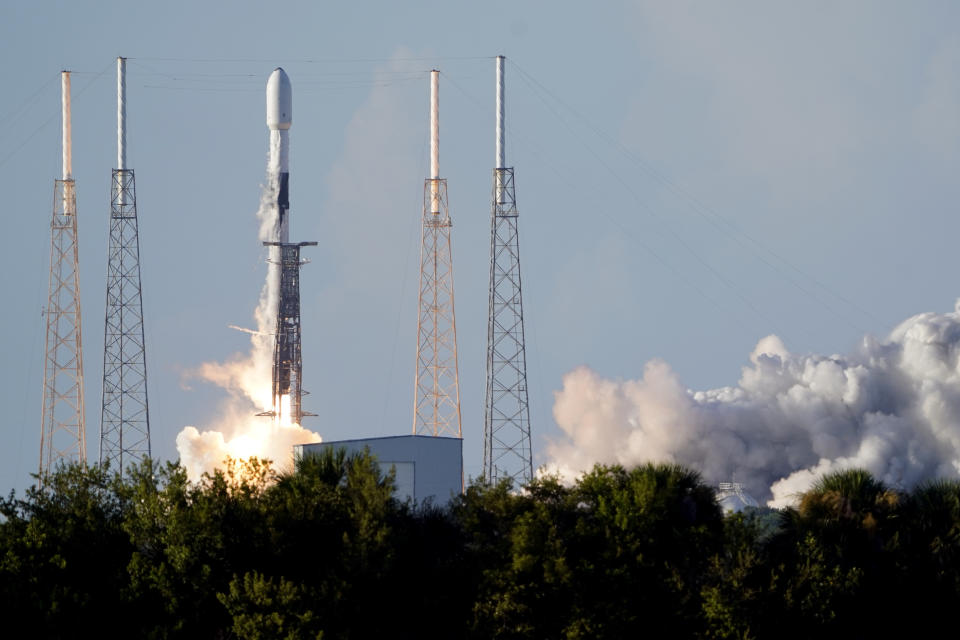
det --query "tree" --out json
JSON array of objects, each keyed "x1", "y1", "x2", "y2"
[
  {"x1": 461, "y1": 475, "x2": 574, "y2": 639},
  {"x1": 699, "y1": 511, "x2": 775, "y2": 640},
  {"x1": 218, "y1": 571, "x2": 323, "y2": 639},
  {"x1": 764, "y1": 469, "x2": 903, "y2": 638},
  {"x1": 566, "y1": 463, "x2": 723, "y2": 638},
  {"x1": 462, "y1": 463, "x2": 724, "y2": 639},
  {"x1": 122, "y1": 457, "x2": 274, "y2": 637},
  {"x1": 0, "y1": 463, "x2": 131, "y2": 638},
  {"x1": 898, "y1": 479, "x2": 960, "y2": 629},
  {"x1": 260, "y1": 447, "x2": 407, "y2": 639}
]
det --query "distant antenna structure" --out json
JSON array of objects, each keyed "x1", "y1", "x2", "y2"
[
  {"x1": 413, "y1": 70, "x2": 462, "y2": 438},
  {"x1": 100, "y1": 57, "x2": 151, "y2": 469},
  {"x1": 40, "y1": 71, "x2": 86, "y2": 475},
  {"x1": 483, "y1": 56, "x2": 533, "y2": 485}
]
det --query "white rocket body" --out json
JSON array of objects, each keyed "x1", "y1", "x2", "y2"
[
  {"x1": 266, "y1": 68, "x2": 292, "y2": 130},
  {"x1": 266, "y1": 68, "x2": 292, "y2": 243}
]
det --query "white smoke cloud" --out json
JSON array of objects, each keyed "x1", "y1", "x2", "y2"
[
  {"x1": 175, "y1": 128, "x2": 321, "y2": 481},
  {"x1": 546, "y1": 301, "x2": 960, "y2": 507}
]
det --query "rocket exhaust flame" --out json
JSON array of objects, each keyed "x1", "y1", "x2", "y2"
[{"x1": 176, "y1": 68, "x2": 320, "y2": 482}]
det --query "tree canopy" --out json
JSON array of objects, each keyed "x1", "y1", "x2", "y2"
[{"x1": 1, "y1": 455, "x2": 958, "y2": 638}]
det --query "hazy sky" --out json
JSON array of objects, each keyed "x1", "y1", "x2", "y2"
[{"x1": 2, "y1": 1, "x2": 959, "y2": 495}]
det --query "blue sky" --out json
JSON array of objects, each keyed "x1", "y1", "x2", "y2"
[{"x1": 2, "y1": 1, "x2": 959, "y2": 495}]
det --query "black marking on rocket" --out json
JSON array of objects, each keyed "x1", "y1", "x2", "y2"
[
  {"x1": 279, "y1": 172, "x2": 289, "y2": 211},
  {"x1": 274, "y1": 172, "x2": 290, "y2": 241}
]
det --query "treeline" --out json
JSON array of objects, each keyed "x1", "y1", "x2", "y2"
[{"x1": 1, "y1": 452, "x2": 958, "y2": 639}]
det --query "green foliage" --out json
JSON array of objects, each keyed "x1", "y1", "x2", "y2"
[
  {"x1": 121, "y1": 456, "x2": 275, "y2": 636},
  {"x1": 779, "y1": 532, "x2": 864, "y2": 633},
  {"x1": 897, "y1": 478, "x2": 960, "y2": 626},
  {"x1": 218, "y1": 571, "x2": 323, "y2": 639},
  {"x1": 0, "y1": 462, "x2": 130, "y2": 637},
  {"x1": 904, "y1": 478, "x2": 960, "y2": 573},
  {"x1": 797, "y1": 468, "x2": 901, "y2": 540},
  {"x1": 463, "y1": 463, "x2": 724, "y2": 639},
  {"x1": 700, "y1": 512, "x2": 770, "y2": 640},
  {"x1": 3, "y1": 456, "x2": 960, "y2": 636},
  {"x1": 567, "y1": 463, "x2": 723, "y2": 638}
]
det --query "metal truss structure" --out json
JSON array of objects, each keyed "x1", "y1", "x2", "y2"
[
  {"x1": 100, "y1": 58, "x2": 151, "y2": 470},
  {"x1": 483, "y1": 167, "x2": 533, "y2": 485},
  {"x1": 414, "y1": 71, "x2": 462, "y2": 439},
  {"x1": 483, "y1": 56, "x2": 533, "y2": 486},
  {"x1": 413, "y1": 177, "x2": 462, "y2": 438},
  {"x1": 262, "y1": 241, "x2": 316, "y2": 426},
  {"x1": 40, "y1": 176, "x2": 87, "y2": 475},
  {"x1": 100, "y1": 168, "x2": 150, "y2": 469}
]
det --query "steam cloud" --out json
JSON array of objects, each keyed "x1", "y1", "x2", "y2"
[
  {"x1": 546, "y1": 302, "x2": 960, "y2": 507},
  {"x1": 176, "y1": 130, "x2": 321, "y2": 481}
]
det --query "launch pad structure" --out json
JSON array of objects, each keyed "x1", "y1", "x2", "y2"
[{"x1": 261, "y1": 241, "x2": 317, "y2": 426}]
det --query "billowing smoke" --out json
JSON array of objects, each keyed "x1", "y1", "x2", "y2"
[
  {"x1": 176, "y1": 129, "x2": 321, "y2": 481},
  {"x1": 546, "y1": 302, "x2": 960, "y2": 507}
]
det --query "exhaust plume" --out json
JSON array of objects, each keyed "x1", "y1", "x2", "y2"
[{"x1": 546, "y1": 301, "x2": 960, "y2": 507}]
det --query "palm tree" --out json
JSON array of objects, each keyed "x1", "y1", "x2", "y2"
[
  {"x1": 778, "y1": 469, "x2": 905, "y2": 637},
  {"x1": 796, "y1": 468, "x2": 901, "y2": 547},
  {"x1": 901, "y1": 479, "x2": 960, "y2": 589},
  {"x1": 907, "y1": 478, "x2": 960, "y2": 546}
]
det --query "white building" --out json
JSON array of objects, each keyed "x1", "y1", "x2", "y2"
[{"x1": 294, "y1": 435, "x2": 463, "y2": 505}]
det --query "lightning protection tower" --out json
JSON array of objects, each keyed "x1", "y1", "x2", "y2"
[
  {"x1": 100, "y1": 57, "x2": 151, "y2": 469},
  {"x1": 40, "y1": 71, "x2": 86, "y2": 475},
  {"x1": 413, "y1": 70, "x2": 462, "y2": 438},
  {"x1": 483, "y1": 56, "x2": 533, "y2": 485}
]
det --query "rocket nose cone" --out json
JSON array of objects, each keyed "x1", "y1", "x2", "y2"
[{"x1": 266, "y1": 67, "x2": 292, "y2": 130}]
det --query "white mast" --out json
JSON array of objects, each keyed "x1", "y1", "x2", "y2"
[
  {"x1": 430, "y1": 69, "x2": 440, "y2": 214},
  {"x1": 61, "y1": 71, "x2": 72, "y2": 181},
  {"x1": 117, "y1": 57, "x2": 126, "y2": 171},
  {"x1": 496, "y1": 55, "x2": 505, "y2": 169}
]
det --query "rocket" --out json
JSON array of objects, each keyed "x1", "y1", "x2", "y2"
[
  {"x1": 266, "y1": 67, "x2": 292, "y2": 243},
  {"x1": 266, "y1": 66, "x2": 292, "y2": 129},
  {"x1": 260, "y1": 67, "x2": 317, "y2": 426}
]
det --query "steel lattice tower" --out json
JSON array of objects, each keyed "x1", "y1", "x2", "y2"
[
  {"x1": 100, "y1": 57, "x2": 151, "y2": 469},
  {"x1": 483, "y1": 57, "x2": 533, "y2": 485},
  {"x1": 261, "y1": 241, "x2": 316, "y2": 425},
  {"x1": 40, "y1": 71, "x2": 86, "y2": 475},
  {"x1": 413, "y1": 70, "x2": 462, "y2": 438}
]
